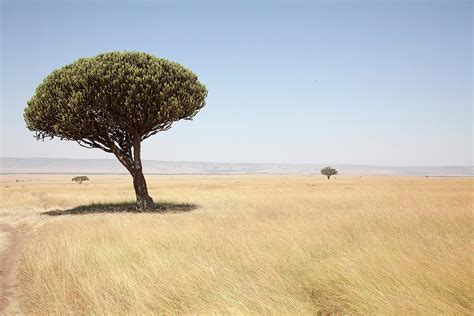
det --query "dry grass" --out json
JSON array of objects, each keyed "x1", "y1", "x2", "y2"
[{"x1": 0, "y1": 175, "x2": 472, "y2": 314}]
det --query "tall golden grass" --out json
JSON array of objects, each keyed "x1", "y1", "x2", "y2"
[{"x1": 1, "y1": 175, "x2": 472, "y2": 314}]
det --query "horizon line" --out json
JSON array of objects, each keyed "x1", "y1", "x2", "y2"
[{"x1": 0, "y1": 156, "x2": 472, "y2": 168}]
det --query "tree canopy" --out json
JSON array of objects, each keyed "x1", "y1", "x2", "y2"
[
  {"x1": 321, "y1": 166, "x2": 338, "y2": 179},
  {"x1": 72, "y1": 176, "x2": 89, "y2": 184},
  {"x1": 25, "y1": 52, "x2": 207, "y2": 160}
]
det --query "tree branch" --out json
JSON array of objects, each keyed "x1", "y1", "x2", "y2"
[{"x1": 76, "y1": 139, "x2": 113, "y2": 153}]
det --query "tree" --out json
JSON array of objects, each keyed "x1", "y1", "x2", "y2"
[
  {"x1": 321, "y1": 166, "x2": 338, "y2": 179},
  {"x1": 72, "y1": 176, "x2": 89, "y2": 184},
  {"x1": 24, "y1": 52, "x2": 207, "y2": 210}
]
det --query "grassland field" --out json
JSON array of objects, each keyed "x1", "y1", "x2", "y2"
[{"x1": 0, "y1": 174, "x2": 472, "y2": 315}]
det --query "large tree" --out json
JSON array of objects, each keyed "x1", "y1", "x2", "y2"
[{"x1": 24, "y1": 52, "x2": 207, "y2": 210}]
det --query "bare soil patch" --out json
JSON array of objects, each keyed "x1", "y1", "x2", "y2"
[{"x1": 0, "y1": 223, "x2": 27, "y2": 313}]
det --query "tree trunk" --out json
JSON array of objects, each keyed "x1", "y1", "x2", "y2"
[
  {"x1": 132, "y1": 168, "x2": 154, "y2": 210},
  {"x1": 110, "y1": 139, "x2": 154, "y2": 210},
  {"x1": 327, "y1": 175, "x2": 330, "y2": 180}
]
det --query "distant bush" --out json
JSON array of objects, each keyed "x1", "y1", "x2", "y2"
[
  {"x1": 321, "y1": 167, "x2": 338, "y2": 180},
  {"x1": 72, "y1": 176, "x2": 89, "y2": 184}
]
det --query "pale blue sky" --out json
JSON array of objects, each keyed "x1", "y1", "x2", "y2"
[{"x1": 1, "y1": 0, "x2": 472, "y2": 166}]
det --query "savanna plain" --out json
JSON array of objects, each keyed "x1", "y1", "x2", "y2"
[{"x1": 0, "y1": 175, "x2": 472, "y2": 315}]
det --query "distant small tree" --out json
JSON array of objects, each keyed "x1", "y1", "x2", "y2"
[
  {"x1": 321, "y1": 167, "x2": 338, "y2": 180},
  {"x1": 72, "y1": 176, "x2": 89, "y2": 184}
]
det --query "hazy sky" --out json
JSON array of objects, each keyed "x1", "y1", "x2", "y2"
[{"x1": 1, "y1": 0, "x2": 472, "y2": 166}]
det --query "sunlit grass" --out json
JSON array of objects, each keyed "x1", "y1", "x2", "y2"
[{"x1": 0, "y1": 175, "x2": 472, "y2": 314}]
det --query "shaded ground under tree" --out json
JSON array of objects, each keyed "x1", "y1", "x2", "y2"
[{"x1": 42, "y1": 201, "x2": 197, "y2": 216}]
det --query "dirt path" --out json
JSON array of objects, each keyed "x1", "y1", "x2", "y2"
[{"x1": 0, "y1": 223, "x2": 27, "y2": 314}]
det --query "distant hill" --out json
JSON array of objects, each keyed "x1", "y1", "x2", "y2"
[{"x1": 0, "y1": 158, "x2": 471, "y2": 176}]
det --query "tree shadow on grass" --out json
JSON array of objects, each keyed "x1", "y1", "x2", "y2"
[{"x1": 42, "y1": 201, "x2": 198, "y2": 216}]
